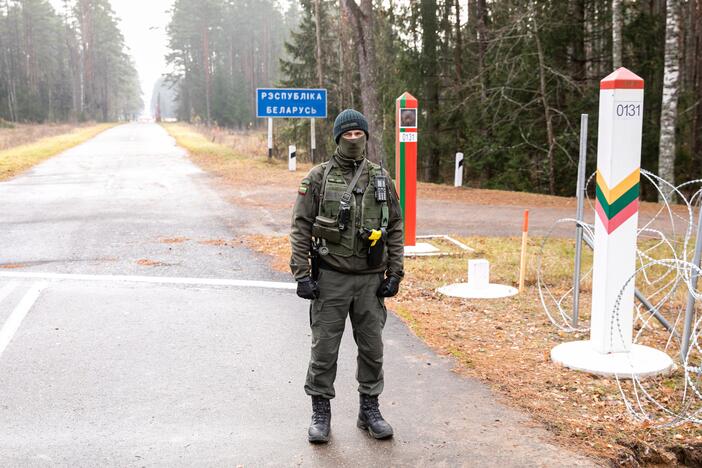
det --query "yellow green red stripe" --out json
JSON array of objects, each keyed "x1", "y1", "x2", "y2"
[{"x1": 595, "y1": 168, "x2": 640, "y2": 234}]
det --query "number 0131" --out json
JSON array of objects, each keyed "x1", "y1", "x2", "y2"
[
  {"x1": 399, "y1": 132, "x2": 417, "y2": 143},
  {"x1": 615, "y1": 102, "x2": 642, "y2": 119}
]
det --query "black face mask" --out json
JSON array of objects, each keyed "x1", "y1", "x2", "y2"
[{"x1": 338, "y1": 135, "x2": 366, "y2": 160}]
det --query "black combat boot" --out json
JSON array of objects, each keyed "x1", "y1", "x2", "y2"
[
  {"x1": 357, "y1": 394, "x2": 394, "y2": 439},
  {"x1": 308, "y1": 395, "x2": 331, "y2": 443}
]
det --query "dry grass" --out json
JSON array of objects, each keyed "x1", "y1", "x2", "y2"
[
  {"x1": 0, "y1": 123, "x2": 117, "y2": 181},
  {"x1": 163, "y1": 123, "x2": 313, "y2": 189},
  {"x1": 0, "y1": 122, "x2": 93, "y2": 150},
  {"x1": 241, "y1": 233, "x2": 702, "y2": 465}
]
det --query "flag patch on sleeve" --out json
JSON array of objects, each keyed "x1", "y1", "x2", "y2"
[{"x1": 298, "y1": 179, "x2": 310, "y2": 195}]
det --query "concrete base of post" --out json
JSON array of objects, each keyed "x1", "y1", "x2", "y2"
[
  {"x1": 403, "y1": 243, "x2": 439, "y2": 256},
  {"x1": 437, "y1": 282, "x2": 518, "y2": 299},
  {"x1": 551, "y1": 340, "x2": 674, "y2": 379},
  {"x1": 437, "y1": 259, "x2": 518, "y2": 299}
]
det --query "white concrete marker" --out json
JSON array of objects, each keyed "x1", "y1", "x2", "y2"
[
  {"x1": 438, "y1": 259, "x2": 517, "y2": 299},
  {"x1": 0, "y1": 282, "x2": 47, "y2": 359},
  {"x1": 454, "y1": 152, "x2": 464, "y2": 187},
  {"x1": 0, "y1": 271, "x2": 296, "y2": 290},
  {"x1": 551, "y1": 68, "x2": 673, "y2": 378},
  {"x1": 288, "y1": 145, "x2": 297, "y2": 172}
]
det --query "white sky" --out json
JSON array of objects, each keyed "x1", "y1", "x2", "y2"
[{"x1": 50, "y1": 0, "x2": 176, "y2": 116}]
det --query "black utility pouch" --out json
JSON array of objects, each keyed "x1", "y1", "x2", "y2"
[
  {"x1": 367, "y1": 236, "x2": 385, "y2": 267},
  {"x1": 312, "y1": 216, "x2": 342, "y2": 243},
  {"x1": 360, "y1": 228, "x2": 386, "y2": 267}
]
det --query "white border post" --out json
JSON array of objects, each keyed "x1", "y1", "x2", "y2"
[
  {"x1": 267, "y1": 117, "x2": 273, "y2": 160},
  {"x1": 454, "y1": 152, "x2": 464, "y2": 187},
  {"x1": 310, "y1": 118, "x2": 316, "y2": 164},
  {"x1": 288, "y1": 145, "x2": 296, "y2": 172},
  {"x1": 550, "y1": 68, "x2": 673, "y2": 378}
]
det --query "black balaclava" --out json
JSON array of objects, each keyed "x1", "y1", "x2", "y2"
[{"x1": 338, "y1": 134, "x2": 366, "y2": 161}]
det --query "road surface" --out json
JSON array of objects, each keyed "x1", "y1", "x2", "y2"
[{"x1": 0, "y1": 123, "x2": 595, "y2": 466}]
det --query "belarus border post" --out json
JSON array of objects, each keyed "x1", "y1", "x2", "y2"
[{"x1": 289, "y1": 109, "x2": 405, "y2": 443}]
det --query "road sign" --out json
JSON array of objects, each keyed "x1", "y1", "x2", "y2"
[{"x1": 256, "y1": 88, "x2": 327, "y2": 118}]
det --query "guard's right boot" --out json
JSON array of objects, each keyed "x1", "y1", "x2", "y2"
[{"x1": 308, "y1": 395, "x2": 331, "y2": 443}]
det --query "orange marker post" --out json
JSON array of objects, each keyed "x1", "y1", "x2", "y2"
[
  {"x1": 519, "y1": 209, "x2": 529, "y2": 292},
  {"x1": 396, "y1": 92, "x2": 418, "y2": 246}
]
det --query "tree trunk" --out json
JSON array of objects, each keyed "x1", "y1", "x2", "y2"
[
  {"x1": 420, "y1": 0, "x2": 440, "y2": 182},
  {"x1": 689, "y1": 0, "x2": 702, "y2": 178},
  {"x1": 313, "y1": 0, "x2": 324, "y2": 87},
  {"x1": 453, "y1": 0, "x2": 462, "y2": 84},
  {"x1": 202, "y1": 26, "x2": 212, "y2": 126},
  {"x1": 476, "y1": 0, "x2": 488, "y2": 103},
  {"x1": 658, "y1": 0, "x2": 681, "y2": 200},
  {"x1": 338, "y1": 1, "x2": 353, "y2": 108},
  {"x1": 612, "y1": 0, "x2": 623, "y2": 69},
  {"x1": 534, "y1": 20, "x2": 557, "y2": 195},
  {"x1": 571, "y1": 0, "x2": 586, "y2": 81},
  {"x1": 340, "y1": 0, "x2": 385, "y2": 165}
]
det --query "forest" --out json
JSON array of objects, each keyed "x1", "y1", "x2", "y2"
[
  {"x1": 165, "y1": 0, "x2": 701, "y2": 197},
  {"x1": 0, "y1": 0, "x2": 143, "y2": 123}
]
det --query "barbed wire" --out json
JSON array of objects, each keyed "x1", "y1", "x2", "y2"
[{"x1": 538, "y1": 169, "x2": 702, "y2": 426}]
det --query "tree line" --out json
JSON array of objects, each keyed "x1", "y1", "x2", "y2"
[
  {"x1": 167, "y1": 0, "x2": 701, "y2": 198},
  {"x1": 164, "y1": 0, "x2": 294, "y2": 127},
  {"x1": 0, "y1": 0, "x2": 142, "y2": 124}
]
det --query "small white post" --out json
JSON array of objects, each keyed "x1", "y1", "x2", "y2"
[
  {"x1": 468, "y1": 259, "x2": 490, "y2": 290},
  {"x1": 267, "y1": 117, "x2": 273, "y2": 160},
  {"x1": 288, "y1": 145, "x2": 297, "y2": 172},
  {"x1": 310, "y1": 118, "x2": 316, "y2": 163},
  {"x1": 454, "y1": 152, "x2": 464, "y2": 187}
]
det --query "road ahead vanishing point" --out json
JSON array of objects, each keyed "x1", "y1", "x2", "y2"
[{"x1": 0, "y1": 124, "x2": 594, "y2": 466}]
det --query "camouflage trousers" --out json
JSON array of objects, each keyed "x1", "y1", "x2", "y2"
[{"x1": 304, "y1": 267, "x2": 387, "y2": 399}]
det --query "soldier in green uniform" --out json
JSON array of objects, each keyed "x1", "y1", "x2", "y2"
[{"x1": 290, "y1": 109, "x2": 404, "y2": 443}]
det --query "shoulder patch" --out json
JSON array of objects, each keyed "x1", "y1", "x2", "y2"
[{"x1": 298, "y1": 178, "x2": 310, "y2": 195}]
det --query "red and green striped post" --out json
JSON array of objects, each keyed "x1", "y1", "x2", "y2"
[{"x1": 395, "y1": 92, "x2": 418, "y2": 246}]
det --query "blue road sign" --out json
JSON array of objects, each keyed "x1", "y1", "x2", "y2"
[{"x1": 256, "y1": 88, "x2": 327, "y2": 118}]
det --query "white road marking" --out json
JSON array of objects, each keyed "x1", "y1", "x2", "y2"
[
  {"x1": 0, "y1": 271, "x2": 296, "y2": 290},
  {"x1": 0, "y1": 281, "x2": 18, "y2": 306},
  {"x1": 0, "y1": 282, "x2": 48, "y2": 358}
]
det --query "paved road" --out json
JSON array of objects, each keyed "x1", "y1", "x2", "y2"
[{"x1": 0, "y1": 123, "x2": 595, "y2": 467}]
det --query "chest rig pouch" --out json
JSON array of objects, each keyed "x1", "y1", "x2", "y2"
[{"x1": 312, "y1": 157, "x2": 389, "y2": 258}]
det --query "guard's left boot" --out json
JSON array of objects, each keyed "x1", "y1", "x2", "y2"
[{"x1": 357, "y1": 394, "x2": 394, "y2": 439}]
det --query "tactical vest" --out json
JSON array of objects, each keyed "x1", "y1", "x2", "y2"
[{"x1": 316, "y1": 159, "x2": 389, "y2": 258}]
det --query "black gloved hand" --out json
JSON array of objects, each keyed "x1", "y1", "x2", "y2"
[
  {"x1": 376, "y1": 275, "x2": 400, "y2": 298},
  {"x1": 297, "y1": 277, "x2": 320, "y2": 300}
]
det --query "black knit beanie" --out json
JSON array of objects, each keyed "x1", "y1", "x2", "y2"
[{"x1": 333, "y1": 109, "x2": 369, "y2": 143}]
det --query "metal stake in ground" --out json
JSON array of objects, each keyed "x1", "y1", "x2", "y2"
[
  {"x1": 572, "y1": 114, "x2": 589, "y2": 327},
  {"x1": 267, "y1": 117, "x2": 273, "y2": 160},
  {"x1": 310, "y1": 118, "x2": 316, "y2": 164},
  {"x1": 519, "y1": 210, "x2": 529, "y2": 293},
  {"x1": 681, "y1": 200, "x2": 702, "y2": 361},
  {"x1": 551, "y1": 68, "x2": 673, "y2": 378}
]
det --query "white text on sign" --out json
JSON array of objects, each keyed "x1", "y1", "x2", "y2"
[{"x1": 261, "y1": 91, "x2": 324, "y2": 101}]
